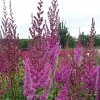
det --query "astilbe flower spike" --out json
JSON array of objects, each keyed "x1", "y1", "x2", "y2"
[
  {"x1": 83, "y1": 65, "x2": 97, "y2": 97},
  {"x1": 23, "y1": 58, "x2": 38, "y2": 100},
  {"x1": 0, "y1": 0, "x2": 20, "y2": 72},
  {"x1": 24, "y1": 0, "x2": 60, "y2": 100},
  {"x1": 66, "y1": 34, "x2": 84, "y2": 100},
  {"x1": 73, "y1": 34, "x2": 84, "y2": 67},
  {"x1": 28, "y1": 0, "x2": 50, "y2": 71},
  {"x1": 24, "y1": 0, "x2": 61, "y2": 98},
  {"x1": 55, "y1": 63, "x2": 71, "y2": 84},
  {"x1": 83, "y1": 18, "x2": 98, "y2": 68},
  {"x1": 45, "y1": 0, "x2": 61, "y2": 89},
  {"x1": 54, "y1": 34, "x2": 72, "y2": 99},
  {"x1": 82, "y1": 18, "x2": 98, "y2": 99},
  {"x1": 23, "y1": 58, "x2": 51, "y2": 100},
  {"x1": 55, "y1": 83, "x2": 69, "y2": 100},
  {"x1": 96, "y1": 66, "x2": 100, "y2": 100},
  {"x1": 40, "y1": 78, "x2": 51, "y2": 100},
  {"x1": 0, "y1": 0, "x2": 20, "y2": 99},
  {"x1": 23, "y1": 0, "x2": 60, "y2": 99}
]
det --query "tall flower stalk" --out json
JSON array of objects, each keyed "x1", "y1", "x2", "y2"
[
  {"x1": 0, "y1": 0, "x2": 20, "y2": 99},
  {"x1": 46, "y1": 0, "x2": 61, "y2": 88},
  {"x1": 97, "y1": 66, "x2": 100, "y2": 100},
  {"x1": 23, "y1": 0, "x2": 61, "y2": 99},
  {"x1": 82, "y1": 18, "x2": 98, "y2": 99}
]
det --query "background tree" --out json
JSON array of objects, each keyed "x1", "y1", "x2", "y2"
[
  {"x1": 94, "y1": 34, "x2": 100, "y2": 47},
  {"x1": 59, "y1": 21, "x2": 77, "y2": 48},
  {"x1": 68, "y1": 35, "x2": 77, "y2": 48},
  {"x1": 20, "y1": 39, "x2": 28, "y2": 49},
  {"x1": 59, "y1": 21, "x2": 68, "y2": 48},
  {"x1": 80, "y1": 32, "x2": 100, "y2": 47},
  {"x1": 80, "y1": 32, "x2": 89, "y2": 47}
]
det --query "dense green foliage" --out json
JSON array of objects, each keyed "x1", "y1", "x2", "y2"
[
  {"x1": 80, "y1": 32, "x2": 89, "y2": 46},
  {"x1": 59, "y1": 24, "x2": 100, "y2": 48},
  {"x1": 59, "y1": 22, "x2": 77, "y2": 48},
  {"x1": 80, "y1": 32, "x2": 100, "y2": 47},
  {"x1": 19, "y1": 32, "x2": 100, "y2": 49},
  {"x1": 20, "y1": 39, "x2": 28, "y2": 49},
  {"x1": 59, "y1": 22, "x2": 68, "y2": 48}
]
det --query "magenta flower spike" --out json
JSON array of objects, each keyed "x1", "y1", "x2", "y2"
[
  {"x1": 55, "y1": 63, "x2": 71, "y2": 84},
  {"x1": 55, "y1": 83, "x2": 69, "y2": 100},
  {"x1": 96, "y1": 66, "x2": 100, "y2": 100}
]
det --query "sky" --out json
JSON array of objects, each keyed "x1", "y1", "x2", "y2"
[{"x1": 0, "y1": 0, "x2": 100, "y2": 38}]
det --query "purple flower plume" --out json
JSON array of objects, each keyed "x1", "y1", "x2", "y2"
[
  {"x1": 23, "y1": 58, "x2": 51, "y2": 100},
  {"x1": 82, "y1": 65, "x2": 97, "y2": 97},
  {"x1": 73, "y1": 40, "x2": 83, "y2": 67},
  {"x1": 55, "y1": 63, "x2": 71, "y2": 84},
  {"x1": 96, "y1": 66, "x2": 100, "y2": 100},
  {"x1": 55, "y1": 83, "x2": 69, "y2": 100}
]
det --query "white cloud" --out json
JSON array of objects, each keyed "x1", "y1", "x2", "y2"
[{"x1": 0, "y1": 0, "x2": 100, "y2": 38}]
